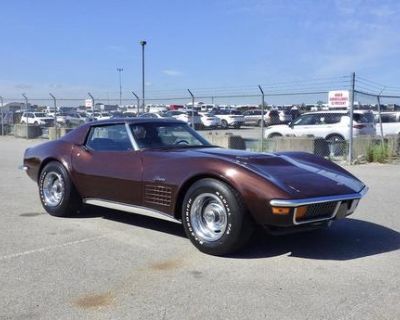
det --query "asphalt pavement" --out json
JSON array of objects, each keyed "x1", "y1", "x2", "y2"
[{"x1": 0, "y1": 136, "x2": 399, "y2": 320}]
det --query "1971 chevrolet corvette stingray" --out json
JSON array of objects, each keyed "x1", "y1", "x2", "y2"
[{"x1": 23, "y1": 118, "x2": 368, "y2": 255}]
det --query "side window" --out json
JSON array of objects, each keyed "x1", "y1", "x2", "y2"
[
  {"x1": 380, "y1": 114, "x2": 396, "y2": 123},
  {"x1": 86, "y1": 124, "x2": 132, "y2": 151},
  {"x1": 293, "y1": 114, "x2": 318, "y2": 126},
  {"x1": 323, "y1": 114, "x2": 342, "y2": 124}
]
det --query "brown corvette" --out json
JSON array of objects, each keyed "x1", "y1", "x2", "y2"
[{"x1": 23, "y1": 118, "x2": 368, "y2": 255}]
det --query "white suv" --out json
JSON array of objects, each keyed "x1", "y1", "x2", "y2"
[
  {"x1": 265, "y1": 110, "x2": 376, "y2": 142},
  {"x1": 375, "y1": 112, "x2": 400, "y2": 136},
  {"x1": 211, "y1": 110, "x2": 245, "y2": 129},
  {"x1": 20, "y1": 112, "x2": 54, "y2": 126}
]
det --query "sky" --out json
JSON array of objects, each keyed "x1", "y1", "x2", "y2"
[{"x1": 1, "y1": 0, "x2": 400, "y2": 102}]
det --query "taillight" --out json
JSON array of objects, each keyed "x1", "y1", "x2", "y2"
[{"x1": 353, "y1": 124, "x2": 366, "y2": 129}]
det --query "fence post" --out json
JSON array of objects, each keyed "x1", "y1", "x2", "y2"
[
  {"x1": 49, "y1": 93, "x2": 57, "y2": 134},
  {"x1": 88, "y1": 93, "x2": 95, "y2": 114},
  {"x1": 376, "y1": 94, "x2": 385, "y2": 148},
  {"x1": 187, "y1": 89, "x2": 195, "y2": 129},
  {"x1": 348, "y1": 72, "x2": 355, "y2": 164},
  {"x1": 22, "y1": 93, "x2": 29, "y2": 138},
  {"x1": 0, "y1": 96, "x2": 4, "y2": 136},
  {"x1": 131, "y1": 91, "x2": 140, "y2": 114},
  {"x1": 258, "y1": 85, "x2": 265, "y2": 151}
]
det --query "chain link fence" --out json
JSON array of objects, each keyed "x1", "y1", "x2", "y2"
[{"x1": 1, "y1": 74, "x2": 399, "y2": 164}]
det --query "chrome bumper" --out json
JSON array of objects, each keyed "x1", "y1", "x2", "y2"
[
  {"x1": 270, "y1": 186, "x2": 368, "y2": 225},
  {"x1": 270, "y1": 186, "x2": 368, "y2": 207}
]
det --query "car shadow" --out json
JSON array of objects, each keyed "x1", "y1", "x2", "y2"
[
  {"x1": 76, "y1": 205, "x2": 186, "y2": 238},
  {"x1": 232, "y1": 218, "x2": 400, "y2": 261},
  {"x1": 73, "y1": 208, "x2": 399, "y2": 261}
]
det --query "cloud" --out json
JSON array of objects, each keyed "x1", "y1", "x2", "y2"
[{"x1": 162, "y1": 69, "x2": 183, "y2": 77}]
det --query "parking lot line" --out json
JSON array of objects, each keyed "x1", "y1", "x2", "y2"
[{"x1": 0, "y1": 235, "x2": 105, "y2": 261}]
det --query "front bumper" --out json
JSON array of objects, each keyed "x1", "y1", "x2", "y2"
[{"x1": 268, "y1": 186, "x2": 368, "y2": 226}]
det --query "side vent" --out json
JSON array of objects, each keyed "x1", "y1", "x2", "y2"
[{"x1": 144, "y1": 184, "x2": 172, "y2": 207}]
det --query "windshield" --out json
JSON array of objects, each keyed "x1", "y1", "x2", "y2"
[{"x1": 129, "y1": 122, "x2": 212, "y2": 149}]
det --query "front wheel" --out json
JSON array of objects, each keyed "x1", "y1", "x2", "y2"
[
  {"x1": 221, "y1": 120, "x2": 228, "y2": 129},
  {"x1": 39, "y1": 161, "x2": 82, "y2": 217},
  {"x1": 182, "y1": 178, "x2": 254, "y2": 256}
]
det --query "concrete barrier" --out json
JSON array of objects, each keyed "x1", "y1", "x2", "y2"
[
  {"x1": 205, "y1": 132, "x2": 246, "y2": 150},
  {"x1": 48, "y1": 127, "x2": 74, "y2": 140},
  {"x1": 14, "y1": 124, "x2": 42, "y2": 139},
  {"x1": 264, "y1": 136, "x2": 315, "y2": 153}
]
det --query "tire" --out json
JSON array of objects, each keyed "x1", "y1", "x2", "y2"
[
  {"x1": 233, "y1": 124, "x2": 241, "y2": 129},
  {"x1": 221, "y1": 120, "x2": 228, "y2": 129},
  {"x1": 326, "y1": 134, "x2": 345, "y2": 156},
  {"x1": 34, "y1": 121, "x2": 38, "y2": 125},
  {"x1": 267, "y1": 133, "x2": 282, "y2": 139},
  {"x1": 21, "y1": 121, "x2": 25, "y2": 124},
  {"x1": 257, "y1": 120, "x2": 265, "y2": 127},
  {"x1": 38, "y1": 161, "x2": 82, "y2": 217},
  {"x1": 182, "y1": 178, "x2": 254, "y2": 256}
]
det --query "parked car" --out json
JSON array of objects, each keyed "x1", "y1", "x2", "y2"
[
  {"x1": 211, "y1": 110, "x2": 245, "y2": 129},
  {"x1": 20, "y1": 112, "x2": 54, "y2": 127},
  {"x1": 92, "y1": 112, "x2": 112, "y2": 121},
  {"x1": 172, "y1": 111, "x2": 202, "y2": 128},
  {"x1": 374, "y1": 112, "x2": 400, "y2": 136},
  {"x1": 265, "y1": 110, "x2": 376, "y2": 143},
  {"x1": 278, "y1": 109, "x2": 292, "y2": 124},
  {"x1": 23, "y1": 118, "x2": 368, "y2": 255},
  {"x1": 138, "y1": 112, "x2": 171, "y2": 119},
  {"x1": 243, "y1": 109, "x2": 268, "y2": 126},
  {"x1": 199, "y1": 113, "x2": 221, "y2": 129},
  {"x1": 56, "y1": 112, "x2": 88, "y2": 126}
]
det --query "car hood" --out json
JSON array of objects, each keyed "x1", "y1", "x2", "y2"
[{"x1": 193, "y1": 148, "x2": 364, "y2": 198}]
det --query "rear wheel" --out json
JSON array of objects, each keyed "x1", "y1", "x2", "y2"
[
  {"x1": 257, "y1": 119, "x2": 266, "y2": 127},
  {"x1": 182, "y1": 178, "x2": 254, "y2": 256},
  {"x1": 39, "y1": 161, "x2": 82, "y2": 217},
  {"x1": 221, "y1": 120, "x2": 228, "y2": 129},
  {"x1": 268, "y1": 133, "x2": 282, "y2": 139}
]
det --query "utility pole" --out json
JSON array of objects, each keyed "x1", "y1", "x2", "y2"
[
  {"x1": 348, "y1": 72, "x2": 355, "y2": 164},
  {"x1": 258, "y1": 85, "x2": 265, "y2": 151},
  {"x1": 117, "y1": 67, "x2": 123, "y2": 106},
  {"x1": 140, "y1": 40, "x2": 147, "y2": 113},
  {"x1": 88, "y1": 93, "x2": 95, "y2": 114},
  {"x1": 131, "y1": 91, "x2": 140, "y2": 114},
  {"x1": 187, "y1": 89, "x2": 195, "y2": 129}
]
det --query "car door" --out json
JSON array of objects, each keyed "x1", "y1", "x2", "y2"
[
  {"x1": 291, "y1": 114, "x2": 321, "y2": 137},
  {"x1": 71, "y1": 123, "x2": 143, "y2": 205}
]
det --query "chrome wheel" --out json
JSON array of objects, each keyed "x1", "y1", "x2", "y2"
[
  {"x1": 42, "y1": 172, "x2": 65, "y2": 207},
  {"x1": 190, "y1": 193, "x2": 228, "y2": 242}
]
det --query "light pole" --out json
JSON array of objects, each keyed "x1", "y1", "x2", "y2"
[
  {"x1": 117, "y1": 67, "x2": 123, "y2": 106},
  {"x1": 140, "y1": 40, "x2": 147, "y2": 113}
]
